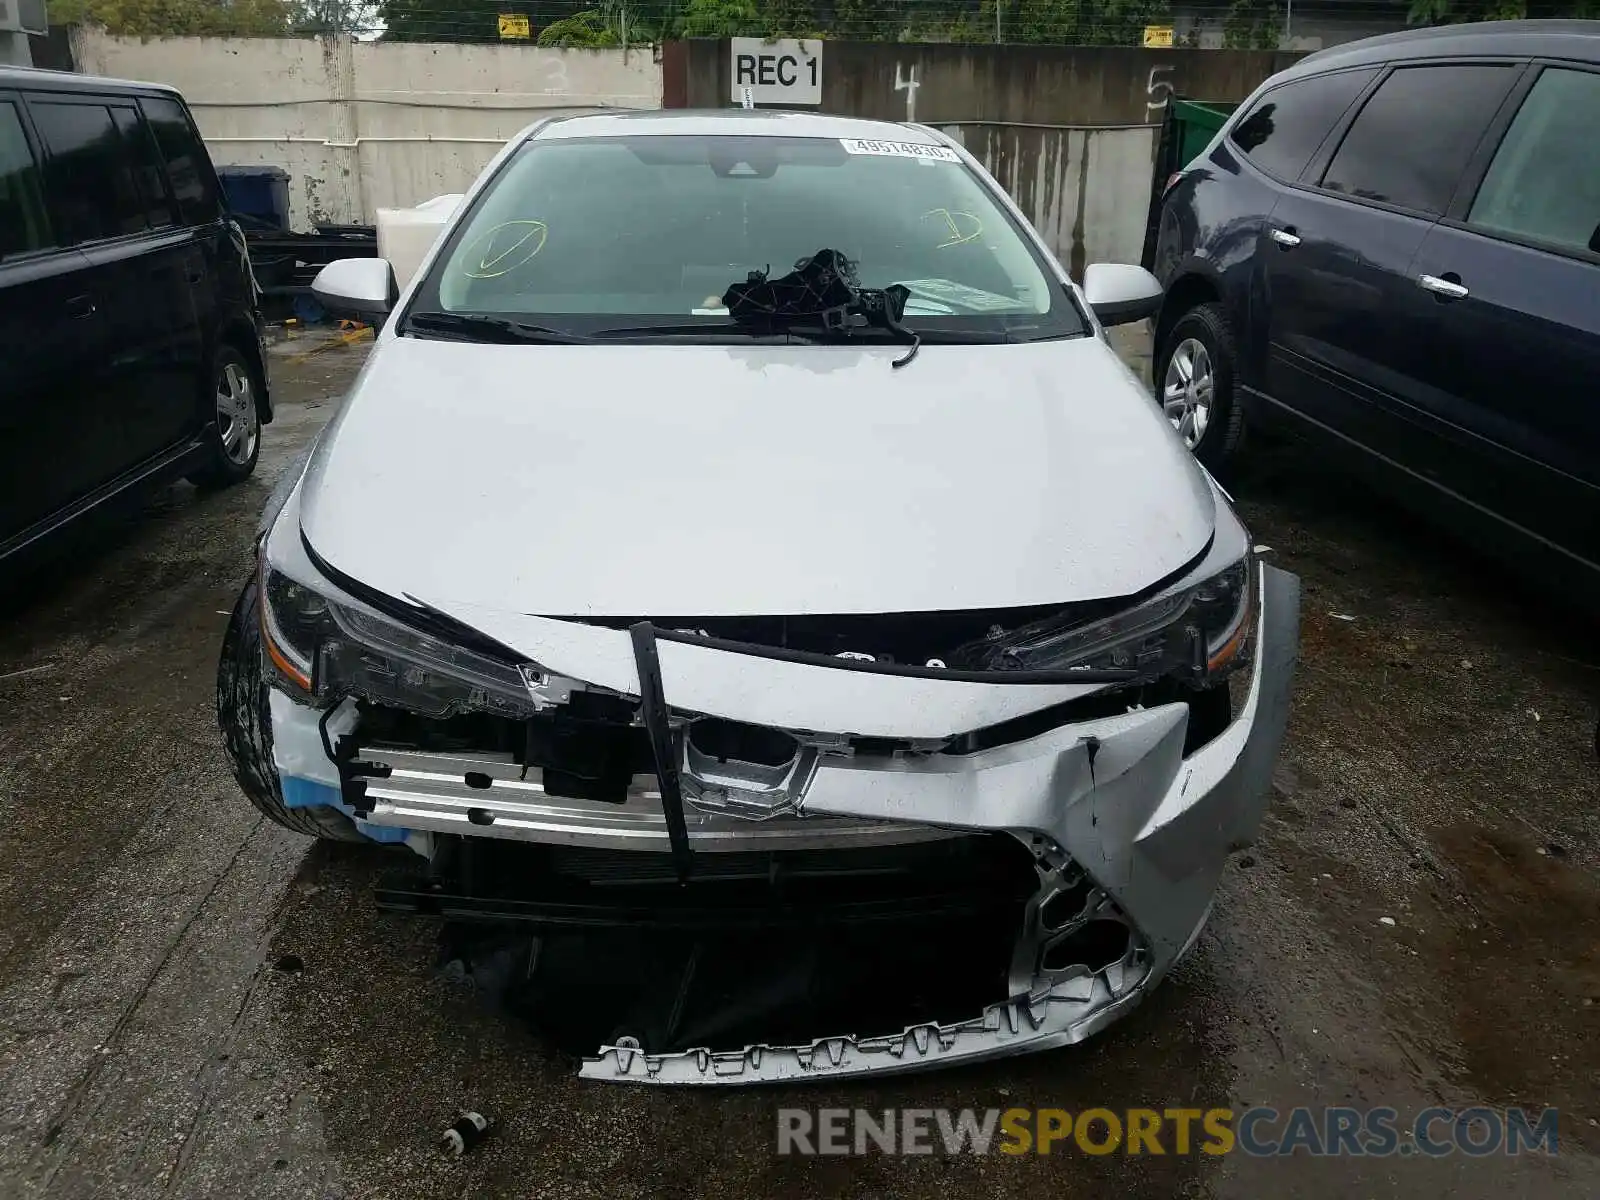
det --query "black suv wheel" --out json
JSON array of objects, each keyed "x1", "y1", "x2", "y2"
[
  {"x1": 1155, "y1": 302, "x2": 1246, "y2": 468},
  {"x1": 188, "y1": 344, "x2": 262, "y2": 489}
]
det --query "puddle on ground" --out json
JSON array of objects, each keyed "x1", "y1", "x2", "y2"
[{"x1": 1429, "y1": 823, "x2": 1599, "y2": 1148}]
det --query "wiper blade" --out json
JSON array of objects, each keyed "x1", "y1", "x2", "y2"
[
  {"x1": 587, "y1": 321, "x2": 821, "y2": 343},
  {"x1": 903, "y1": 329, "x2": 1017, "y2": 344},
  {"x1": 405, "y1": 311, "x2": 589, "y2": 344},
  {"x1": 592, "y1": 318, "x2": 930, "y2": 363},
  {"x1": 593, "y1": 318, "x2": 934, "y2": 364}
]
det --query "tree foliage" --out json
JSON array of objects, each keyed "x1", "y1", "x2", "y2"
[
  {"x1": 48, "y1": 0, "x2": 1600, "y2": 47},
  {"x1": 378, "y1": 0, "x2": 1177, "y2": 46},
  {"x1": 980, "y1": 0, "x2": 1172, "y2": 45},
  {"x1": 1223, "y1": 0, "x2": 1278, "y2": 47},
  {"x1": 677, "y1": 0, "x2": 764, "y2": 36},
  {"x1": 292, "y1": 0, "x2": 382, "y2": 34},
  {"x1": 1406, "y1": 0, "x2": 1595, "y2": 21},
  {"x1": 380, "y1": 0, "x2": 502, "y2": 42},
  {"x1": 48, "y1": 0, "x2": 293, "y2": 35},
  {"x1": 537, "y1": 8, "x2": 619, "y2": 43}
]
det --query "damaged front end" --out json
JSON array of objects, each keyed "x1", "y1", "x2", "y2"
[{"x1": 220, "y1": 478, "x2": 1299, "y2": 1084}]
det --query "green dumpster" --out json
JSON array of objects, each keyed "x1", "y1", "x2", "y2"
[
  {"x1": 1172, "y1": 99, "x2": 1240, "y2": 168},
  {"x1": 1141, "y1": 98, "x2": 1243, "y2": 270}
]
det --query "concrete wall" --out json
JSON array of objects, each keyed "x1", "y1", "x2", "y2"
[
  {"x1": 939, "y1": 122, "x2": 1159, "y2": 275},
  {"x1": 677, "y1": 40, "x2": 1301, "y2": 124},
  {"x1": 71, "y1": 29, "x2": 663, "y2": 228},
  {"x1": 671, "y1": 40, "x2": 1297, "y2": 272}
]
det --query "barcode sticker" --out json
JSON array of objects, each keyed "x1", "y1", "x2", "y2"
[{"x1": 839, "y1": 139, "x2": 960, "y2": 162}]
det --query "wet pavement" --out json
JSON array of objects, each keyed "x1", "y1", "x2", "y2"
[{"x1": 0, "y1": 327, "x2": 1596, "y2": 1198}]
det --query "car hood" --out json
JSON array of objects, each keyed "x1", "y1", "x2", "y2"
[{"x1": 298, "y1": 334, "x2": 1215, "y2": 617}]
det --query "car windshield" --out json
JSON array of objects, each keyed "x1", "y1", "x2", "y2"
[{"x1": 407, "y1": 133, "x2": 1086, "y2": 341}]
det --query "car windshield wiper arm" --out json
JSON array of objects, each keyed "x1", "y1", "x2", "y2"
[
  {"x1": 586, "y1": 321, "x2": 821, "y2": 343},
  {"x1": 589, "y1": 319, "x2": 1027, "y2": 363},
  {"x1": 405, "y1": 311, "x2": 590, "y2": 344},
  {"x1": 592, "y1": 318, "x2": 931, "y2": 362}
]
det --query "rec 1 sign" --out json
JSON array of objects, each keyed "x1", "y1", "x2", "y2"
[{"x1": 729, "y1": 38, "x2": 822, "y2": 106}]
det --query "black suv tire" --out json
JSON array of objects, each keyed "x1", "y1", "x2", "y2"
[
  {"x1": 189, "y1": 345, "x2": 263, "y2": 489},
  {"x1": 1155, "y1": 302, "x2": 1247, "y2": 469}
]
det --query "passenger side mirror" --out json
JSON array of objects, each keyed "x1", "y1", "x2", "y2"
[
  {"x1": 1083, "y1": 263, "x2": 1164, "y2": 328},
  {"x1": 311, "y1": 258, "x2": 397, "y2": 322}
]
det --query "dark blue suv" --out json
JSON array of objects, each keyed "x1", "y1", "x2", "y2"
[{"x1": 1153, "y1": 21, "x2": 1600, "y2": 595}]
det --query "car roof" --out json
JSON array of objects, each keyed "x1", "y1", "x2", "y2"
[
  {"x1": 0, "y1": 63, "x2": 183, "y2": 97},
  {"x1": 1286, "y1": 19, "x2": 1600, "y2": 79},
  {"x1": 528, "y1": 108, "x2": 942, "y2": 144}
]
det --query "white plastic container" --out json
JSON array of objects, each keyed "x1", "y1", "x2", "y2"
[{"x1": 376, "y1": 194, "x2": 464, "y2": 293}]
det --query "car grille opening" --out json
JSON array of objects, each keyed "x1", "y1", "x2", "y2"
[{"x1": 687, "y1": 717, "x2": 798, "y2": 768}]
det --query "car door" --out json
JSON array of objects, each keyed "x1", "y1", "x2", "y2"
[
  {"x1": 1206, "y1": 66, "x2": 1380, "y2": 386},
  {"x1": 109, "y1": 101, "x2": 208, "y2": 451},
  {"x1": 0, "y1": 92, "x2": 104, "y2": 547},
  {"x1": 1407, "y1": 62, "x2": 1600, "y2": 571},
  {"x1": 1259, "y1": 63, "x2": 1522, "y2": 470},
  {"x1": 26, "y1": 91, "x2": 206, "y2": 488},
  {"x1": 140, "y1": 93, "x2": 235, "y2": 391}
]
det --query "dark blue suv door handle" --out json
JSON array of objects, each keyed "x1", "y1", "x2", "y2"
[
  {"x1": 1419, "y1": 274, "x2": 1469, "y2": 301},
  {"x1": 1270, "y1": 227, "x2": 1301, "y2": 248},
  {"x1": 65, "y1": 294, "x2": 96, "y2": 319}
]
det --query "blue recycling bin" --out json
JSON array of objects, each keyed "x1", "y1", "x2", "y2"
[{"x1": 217, "y1": 165, "x2": 291, "y2": 231}]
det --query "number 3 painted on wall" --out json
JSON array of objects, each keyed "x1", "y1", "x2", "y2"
[
  {"x1": 544, "y1": 57, "x2": 571, "y2": 96},
  {"x1": 1146, "y1": 65, "x2": 1175, "y2": 115}
]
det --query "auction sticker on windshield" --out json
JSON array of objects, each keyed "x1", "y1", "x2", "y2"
[{"x1": 840, "y1": 139, "x2": 960, "y2": 162}]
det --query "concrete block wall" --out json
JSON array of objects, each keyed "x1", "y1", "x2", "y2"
[{"x1": 71, "y1": 29, "x2": 663, "y2": 228}]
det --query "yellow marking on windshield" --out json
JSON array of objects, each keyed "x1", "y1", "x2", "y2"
[
  {"x1": 461, "y1": 220, "x2": 548, "y2": 278},
  {"x1": 921, "y1": 208, "x2": 983, "y2": 248}
]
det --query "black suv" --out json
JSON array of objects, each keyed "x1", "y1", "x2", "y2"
[
  {"x1": 1153, "y1": 21, "x2": 1599, "y2": 594},
  {"x1": 0, "y1": 67, "x2": 271, "y2": 569}
]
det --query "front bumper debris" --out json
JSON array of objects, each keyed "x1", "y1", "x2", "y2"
[
  {"x1": 583, "y1": 975, "x2": 1146, "y2": 1083},
  {"x1": 580, "y1": 564, "x2": 1300, "y2": 1083},
  {"x1": 261, "y1": 565, "x2": 1300, "y2": 1084}
]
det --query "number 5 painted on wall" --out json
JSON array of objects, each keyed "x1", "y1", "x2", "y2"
[{"x1": 1146, "y1": 65, "x2": 1176, "y2": 115}]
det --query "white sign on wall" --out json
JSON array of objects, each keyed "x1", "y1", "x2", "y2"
[{"x1": 729, "y1": 38, "x2": 822, "y2": 106}]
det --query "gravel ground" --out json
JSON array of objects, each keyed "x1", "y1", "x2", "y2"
[{"x1": 0, "y1": 326, "x2": 1595, "y2": 1198}]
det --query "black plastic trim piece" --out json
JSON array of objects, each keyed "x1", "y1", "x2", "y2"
[
  {"x1": 373, "y1": 882, "x2": 1019, "y2": 929},
  {"x1": 630, "y1": 621, "x2": 693, "y2": 882},
  {"x1": 647, "y1": 625, "x2": 1143, "y2": 685},
  {"x1": 317, "y1": 703, "x2": 389, "y2": 817},
  {"x1": 571, "y1": 535, "x2": 1216, "y2": 686}
]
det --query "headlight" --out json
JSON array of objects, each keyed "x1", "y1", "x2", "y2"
[
  {"x1": 260, "y1": 566, "x2": 327, "y2": 692},
  {"x1": 953, "y1": 556, "x2": 1255, "y2": 684},
  {"x1": 259, "y1": 562, "x2": 538, "y2": 718}
]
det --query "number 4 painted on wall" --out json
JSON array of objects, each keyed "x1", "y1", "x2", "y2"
[{"x1": 895, "y1": 63, "x2": 920, "y2": 122}]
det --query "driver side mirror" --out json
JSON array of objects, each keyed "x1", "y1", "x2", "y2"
[
  {"x1": 311, "y1": 258, "x2": 397, "y2": 322},
  {"x1": 1083, "y1": 263, "x2": 1163, "y2": 328}
]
